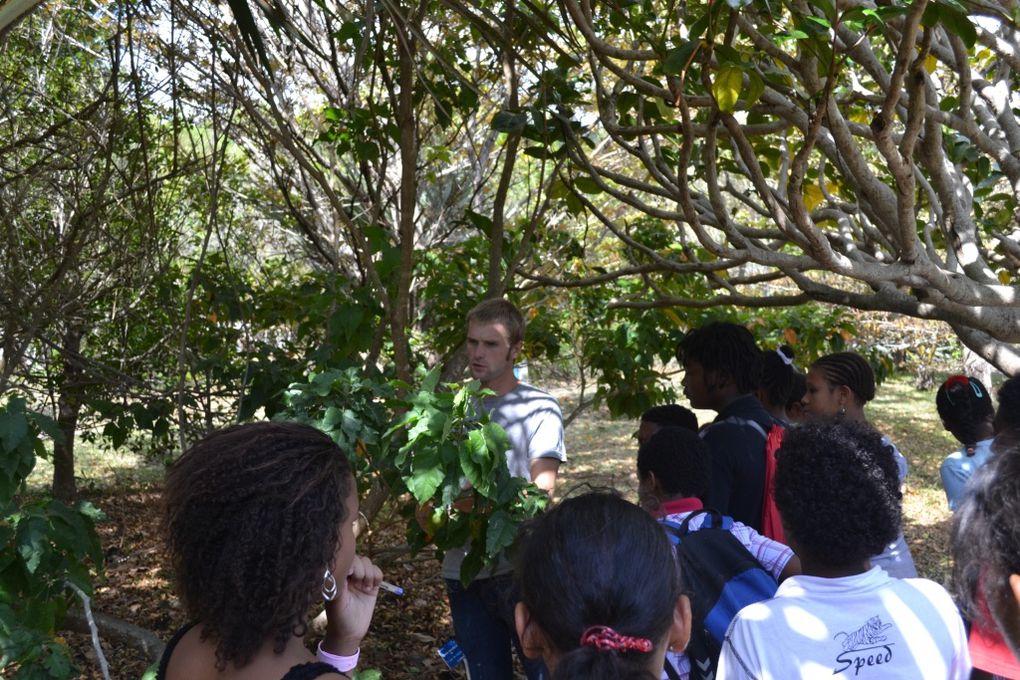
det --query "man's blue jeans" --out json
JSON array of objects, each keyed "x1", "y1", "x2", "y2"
[{"x1": 445, "y1": 574, "x2": 545, "y2": 680}]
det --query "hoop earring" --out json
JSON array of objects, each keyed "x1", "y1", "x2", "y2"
[{"x1": 322, "y1": 569, "x2": 338, "y2": 602}]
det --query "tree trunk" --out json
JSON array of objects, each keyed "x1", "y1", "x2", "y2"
[
  {"x1": 52, "y1": 324, "x2": 84, "y2": 501},
  {"x1": 390, "y1": 9, "x2": 419, "y2": 387}
]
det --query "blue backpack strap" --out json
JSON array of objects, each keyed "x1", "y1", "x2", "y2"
[
  {"x1": 719, "y1": 415, "x2": 769, "y2": 439},
  {"x1": 660, "y1": 508, "x2": 736, "y2": 543}
]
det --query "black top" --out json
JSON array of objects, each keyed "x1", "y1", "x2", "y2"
[
  {"x1": 701, "y1": 394, "x2": 774, "y2": 531},
  {"x1": 156, "y1": 623, "x2": 343, "y2": 680}
]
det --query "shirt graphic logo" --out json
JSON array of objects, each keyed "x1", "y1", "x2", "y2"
[{"x1": 832, "y1": 616, "x2": 895, "y2": 675}]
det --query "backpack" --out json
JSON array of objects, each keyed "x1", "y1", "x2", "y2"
[
  {"x1": 719, "y1": 416, "x2": 786, "y2": 542},
  {"x1": 660, "y1": 509, "x2": 779, "y2": 680}
]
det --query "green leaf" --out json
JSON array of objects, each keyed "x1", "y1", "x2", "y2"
[
  {"x1": 485, "y1": 510, "x2": 517, "y2": 556},
  {"x1": 712, "y1": 65, "x2": 744, "y2": 113},
  {"x1": 459, "y1": 431, "x2": 491, "y2": 496},
  {"x1": 574, "y1": 176, "x2": 603, "y2": 195},
  {"x1": 420, "y1": 367, "x2": 441, "y2": 394},
  {"x1": 0, "y1": 409, "x2": 28, "y2": 455},
  {"x1": 459, "y1": 542, "x2": 485, "y2": 585},
  {"x1": 405, "y1": 467, "x2": 444, "y2": 504},
  {"x1": 921, "y1": 2, "x2": 941, "y2": 27},
  {"x1": 16, "y1": 517, "x2": 48, "y2": 574},
  {"x1": 937, "y1": 4, "x2": 977, "y2": 47},
  {"x1": 482, "y1": 421, "x2": 510, "y2": 454},
  {"x1": 351, "y1": 670, "x2": 382, "y2": 680},
  {"x1": 522, "y1": 146, "x2": 552, "y2": 159},
  {"x1": 805, "y1": 0, "x2": 837, "y2": 22},
  {"x1": 744, "y1": 72, "x2": 766, "y2": 110},
  {"x1": 491, "y1": 111, "x2": 527, "y2": 134},
  {"x1": 42, "y1": 641, "x2": 72, "y2": 676},
  {"x1": 663, "y1": 41, "x2": 700, "y2": 75}
]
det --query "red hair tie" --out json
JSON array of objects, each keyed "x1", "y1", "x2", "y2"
[
  {"x1": 579, "y1": 626, "x2": 653, "y2": 653},
  {"x1": 944, "y1": 375, "x2": 969, "y2": 390}
]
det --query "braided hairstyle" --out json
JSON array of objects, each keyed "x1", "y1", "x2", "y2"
[
  {"x1": 163, "y1": 422, "x2": 354, "y2": 670},
  {"x1": 774, "y1": 419, "x2": 901, "y2": 568},
  {"x1": 935, "y1": 375, "x2": 994, "y2": 450},
  {"x1": 952, "y1": 443, "x2": 1020, "y2": 656},
  {"x1": 757, "y1": 346, "x2": 798, "y2": 410},
  {"x1": 675, "y1": 322, "x2": 762, "y2": 393},
  {"x1": 810, "y1": 352, "x2": 876, "y2": 405},
  {"x1": 516, "y1": 492, "x2": 683, "y2": 680}
]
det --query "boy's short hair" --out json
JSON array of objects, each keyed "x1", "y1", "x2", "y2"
[
  {"x1": 467, "y1": 298, "x2": 525, "y2": 346},
  {"x1": 774, "y1": 419, "x2": 901, "y2": 568},
  {"x1": 637, "y1": 427, "x2": 711, "y2": 500},
  {"x1": 641, "y1": 404, "x2": 699, "y2": 433}
]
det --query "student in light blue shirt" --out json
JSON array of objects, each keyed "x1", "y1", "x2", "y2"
[{"x1": 936, "y1": 375, "x2": 996, "y2": 512}]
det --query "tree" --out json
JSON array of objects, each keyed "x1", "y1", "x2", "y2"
[
  {"x1": 521, "y1": 0, "x2": 1020, "y2": 373},
  {"x1": 163, "y1": 0, "x2": 571, "y2": 385}
]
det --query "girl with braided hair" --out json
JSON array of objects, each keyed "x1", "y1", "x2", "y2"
[
  {"x1": 514, "y1": 492, "x2": 692, "y2": 680},
  {"x1": 936, "y1": 374, "x2": 995, "y2": 511},
  {"x1": 159, "y1": 421, "x2": 382, "y2": 680},
  {"x1": 802, "y1": 351, "x2": 918, "y2": 578}
]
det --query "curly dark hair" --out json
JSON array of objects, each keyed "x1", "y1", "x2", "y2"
[
  {"x1": 637, "y1": 427, "x2": 711, "y2": 500},
  {"x1": 774, "y1": 419, "x2": 901, "y2": 568},
  {"x1": 516, "y1": 492, "x2": 682, "y2": 680},
  {"x1": 952, "y1": 443, "x2": 1020, "y2": 645},
  {"x1": 935, "y1": 375, "x2": 993, "y2": 447},
  {"x1": 163, "y1": 421, "x2": 353, "y2": 669},
  {"x1": 809, "y1": 351, "x2": 876, "y2": 405},
  {"x1": 675, "y1": 321, "x2": 762, "y2": 393}
]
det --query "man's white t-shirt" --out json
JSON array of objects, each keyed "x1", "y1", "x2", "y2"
[{"x1": 440, "y1": 382, "x2": 566, "y2": 580}]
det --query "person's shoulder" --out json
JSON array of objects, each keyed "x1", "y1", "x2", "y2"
[
  {"x1": 514, "y1": 382, "x2": 557, "y2": 399},
  {"x1": 730, "y1": 596, "x2": 781, "y2": 627},
  {"x1": 509, "y1": 383, "x2": 562, "y2": 409},
  {"x1": 895, "y1": 575, "x2": 957, "y2": 602}
]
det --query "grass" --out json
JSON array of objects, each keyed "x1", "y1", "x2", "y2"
[{"x1": 24, "y1": 437, "x2": 164, "y2": 494}]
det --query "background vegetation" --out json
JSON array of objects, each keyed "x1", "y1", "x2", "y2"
[{"x1": 1, "y1": 0, "x2": 1016, "y2": 676}]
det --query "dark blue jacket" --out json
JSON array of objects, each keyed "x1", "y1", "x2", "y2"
[{"x1": 700, "y1": 395, "x2": 773, "y2": 532}]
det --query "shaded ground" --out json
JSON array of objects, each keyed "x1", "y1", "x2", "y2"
[{"x1": 60, "y1": 374, "x2": 960, "y2": 679}]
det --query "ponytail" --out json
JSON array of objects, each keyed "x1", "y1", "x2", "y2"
[
  {"x1": 516, "y1": 492, "x2": 682, "y2": 680},
  {"x1": 552, "y1": 645, "x2": 659, "y2": 680}
]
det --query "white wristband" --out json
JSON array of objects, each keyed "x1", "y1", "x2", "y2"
[{"x1": 317, "y1": 641, "x2": 359, "y2": 673}]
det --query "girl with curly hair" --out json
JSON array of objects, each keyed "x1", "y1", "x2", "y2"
[
  {"x1": 801, "y1": 351, "x2": 918, "y2": 578},
  {"x1": 719, "y1": 419, "x2": 970, "y2": 679},
  {"x1": 158, "y1": 421, "x2": 382, "y2": 679}
]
